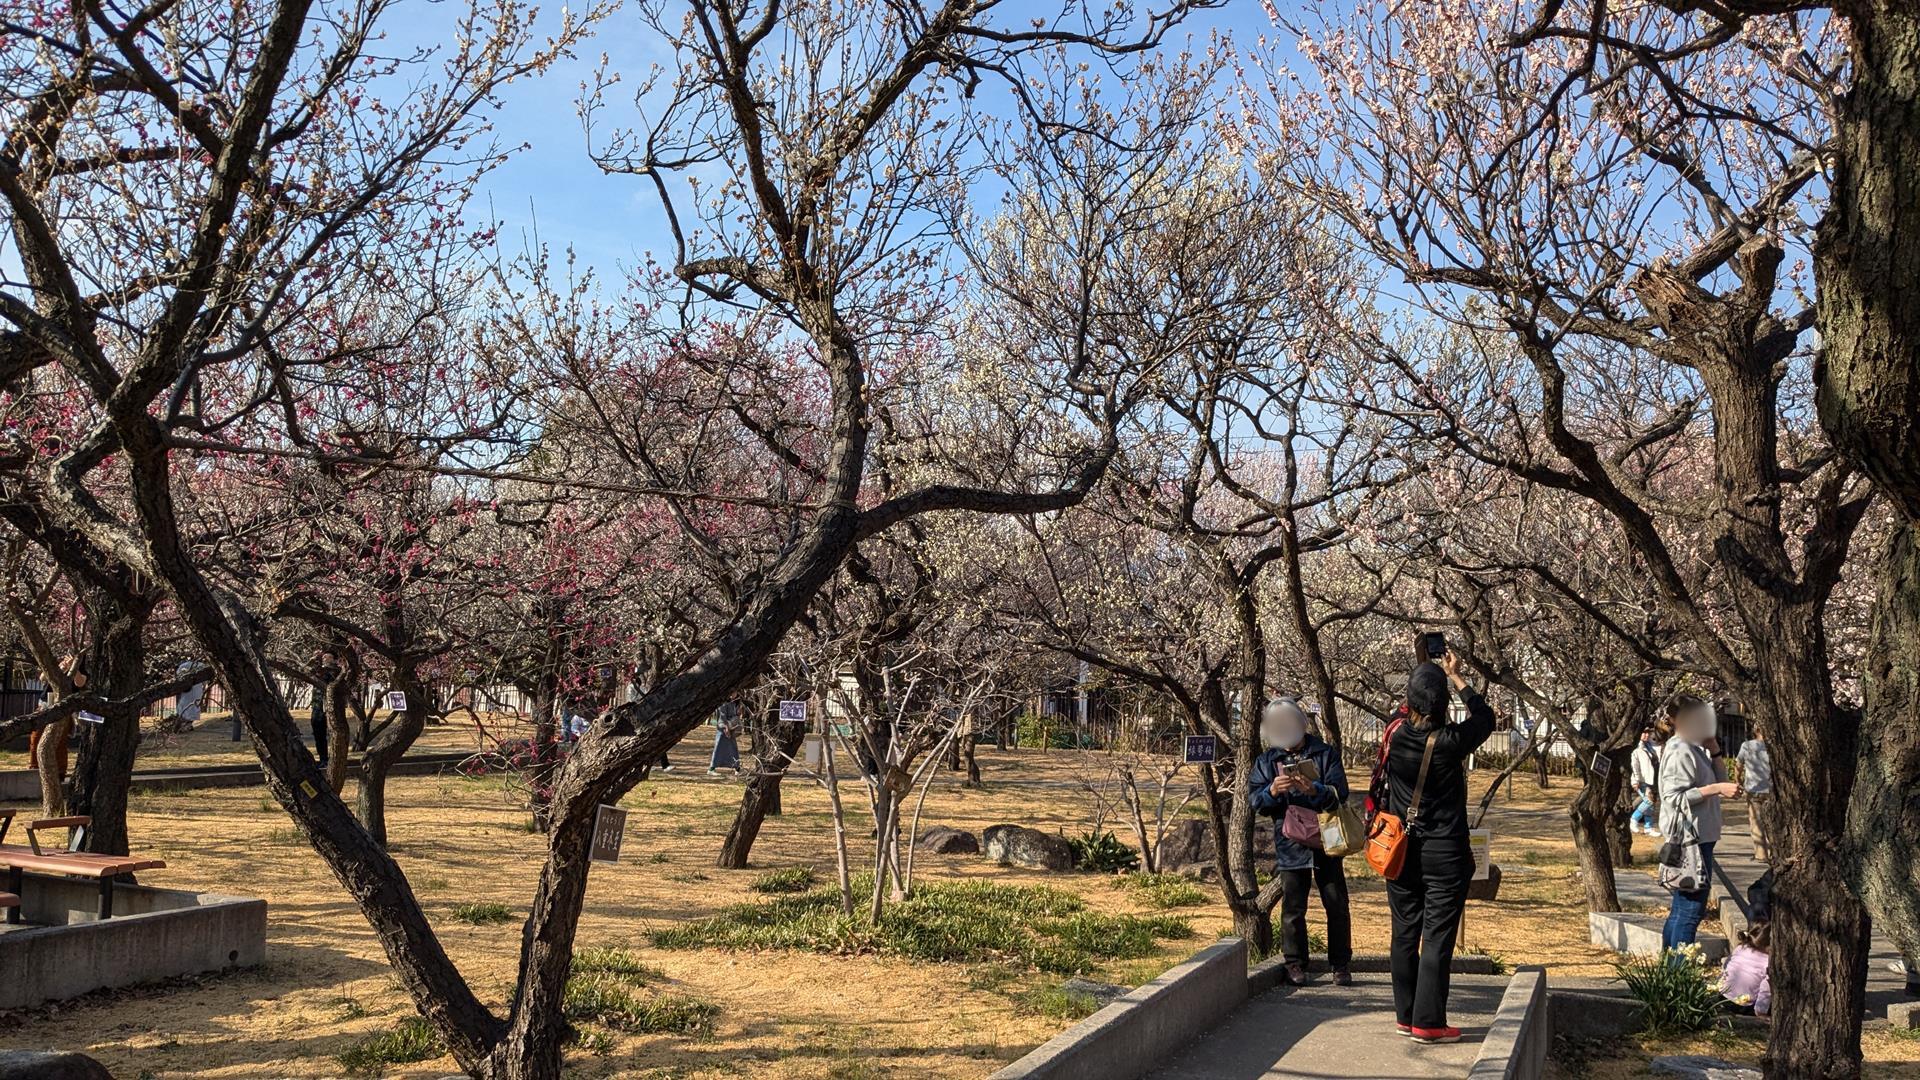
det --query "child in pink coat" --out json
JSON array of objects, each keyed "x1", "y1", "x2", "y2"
[{"x1": 1721, "y1": 921, "x2": 1771, "y2": 1017}]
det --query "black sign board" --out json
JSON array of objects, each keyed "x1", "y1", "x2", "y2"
[
  {"x1": 1184, "y1": 735, "x2": 1218, "y2": 764},
  {"x1": 590, "y1": 805, "x2": 628, "y2": 864}
]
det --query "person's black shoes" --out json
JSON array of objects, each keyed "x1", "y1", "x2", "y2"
[
  {"x1": 1332, "y1": 967, "x2": 1353, "y2": 986},
  {"x1": 1282, "y1": 961, "x2": 1309, "y2": 985}
]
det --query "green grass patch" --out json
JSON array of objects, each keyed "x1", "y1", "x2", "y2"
[
  {"x1": 573, "y1": 946, "x2": 663, "y2": 982},
  {"x1": 1012, "y1": 985, "x2": 1102, "y2": 1020},
  {"x1": 1111, "y1": 873, "x2": 1209, "y2": 909},
  {"x1": 651, "y1": 875, "x2": 1190, "y2": 975},
  {"x1": 750, "y1": 866, "x2": 819, "y2": 894},
  {"x1": 451, "y1": 902, "x2": 515, "y2": 925},
  {"x1": 336, "y1": 1017, "x2": 443, "y2": 1075},
  {"x1": 564, "y1": 975, "x2": 717, "y2": 1035}
]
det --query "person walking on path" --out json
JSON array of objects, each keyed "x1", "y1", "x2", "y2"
[
  {"x1": 708, "y1": 699, "x2": 742, "y2": 776},
  {"x1": 1250, "y1": 697, "x2": 1352, "y2": 987},
  {"x1": 1735, "y1": 732, "x2": 1771, "y2": 861},
  {"x1": 1659, "y1": 694, "x2": 1739, "y2": 950},
  {"x1": 1630, "y1": 728, "x2": 1663, "y2": 836},
  {"x1": 1383, "y1": 650, "x2": 1495, "y2": 1045}
]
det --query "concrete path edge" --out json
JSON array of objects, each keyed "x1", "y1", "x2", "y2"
[
  {"x1": 1467, "y1": 965, "x2": 1550, "y2": 1080},
  {"x1": 989, "y1": 938, "x2": 1248, "y2": 1080}
]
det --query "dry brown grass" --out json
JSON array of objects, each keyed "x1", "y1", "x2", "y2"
[{"x1": 1, "y1": 732, "x2": 1909, "y2": 1078}]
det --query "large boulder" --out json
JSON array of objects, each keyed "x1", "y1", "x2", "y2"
[
  {"x1": 0, "y1": 1051, "x2": 115, "y2": 1080},
  {"x1": 1154, "y1": 819, "x2": 1214, "y2": 872},
  {"x1": 916, "y1": 826, "x2": 980, "y2": 855},
  {"x1": 983, "y1": 824, "x2": 1075, "y2": 871}
]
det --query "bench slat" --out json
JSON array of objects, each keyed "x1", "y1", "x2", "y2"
[{"x1": 0, "y1": 846, "x2": 165, "y2": 878}]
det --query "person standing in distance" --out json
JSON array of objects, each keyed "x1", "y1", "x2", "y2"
[
  {"x1": 1735, "y1": 731, "x2": 1771, "y2": 862},
  {"x1": 1384, "y1": 648, "x2": 1496, "y2": 1045},
  {"x1": 1630, "y1": 727, "x2": 1663, "y2": 837},
  {"x1": 1659, "y1": 694, "x2": 1740, "y2": 950},
  {"x1": 1249, "y1": 697, "x2": 1352, "y2": 986}
]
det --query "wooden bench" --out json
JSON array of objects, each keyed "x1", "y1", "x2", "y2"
[{"x1": 0, "y1": 811, "x2": 166, "y2": 920}]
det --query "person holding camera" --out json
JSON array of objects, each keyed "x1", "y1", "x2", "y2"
[
  {"x1": 1382, "y1": 645, "x2": 1495, "y2": 1044},
  {"x1": 1659, "y1": 694, "x2": 1739, "y2": 950},
  {"x1": 1249, "y1": 697, "x2": 1352, "y2": 987}
]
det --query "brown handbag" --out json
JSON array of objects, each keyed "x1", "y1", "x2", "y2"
[{"x1": 1365, "y1": 727, "x2": 1437, "y2": 880}]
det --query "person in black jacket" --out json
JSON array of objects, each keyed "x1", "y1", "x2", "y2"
[
  {"x1": 1249, "y1": 698, "x2": 1352, "y2": 986},
  {"x1": 1384, "y1": 649, "x2": 1496, "y2": 1044}
]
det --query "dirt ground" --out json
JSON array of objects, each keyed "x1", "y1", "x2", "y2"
[{"x1": 2, "y1": 724, "x2": 1914, "y2": 1077}]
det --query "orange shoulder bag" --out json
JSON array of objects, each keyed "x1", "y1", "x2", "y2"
[{"x1": 1365, "y1": 727, "x2": 1436, "y2": 880}]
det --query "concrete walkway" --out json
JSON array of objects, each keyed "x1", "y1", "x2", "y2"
[{"x1": 1143, "y1": 972, "x2": 1510, "y2": 1080}]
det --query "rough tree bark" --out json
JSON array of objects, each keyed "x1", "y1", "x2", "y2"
[
  {"x1": 717, "y1": 715, "x2": 807, "y2": 869},
  {"x1": 358, "y1": 665, "x2": 427, "y2": 848},
  {"x1": 1819, "y1": 0, "x2": 1920, "y2": 1002},
  {"x1": 1848, "y1": 522, "x2": 1920, "y2": 982},
  {"x1": 64, "y1": 587, "x2": 154, "y2": 856}
]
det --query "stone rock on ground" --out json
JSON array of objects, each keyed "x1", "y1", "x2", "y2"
[
  {"x1": 1153, "y1": 818, "x2": 1275, "y2": 877},
  {"x1": 915, "y1": 825, "x2": 979, "y2": 854},
  {"x1": 1155, "y1": 819, "x2": 1212, "y2": 872},
  {"x1": 1059, "y1": 977, "x2": 1130, "y2": 1006},
  {"x1": 0, "y1": 1051, "x2": 116, "y2": 1080},
  {"x1": 983, "y1": 823, "x2": 1075, "y2": 871},
  {"x1": 1649, "y1": 1055, "x2": 1763, "y2": 1080}
]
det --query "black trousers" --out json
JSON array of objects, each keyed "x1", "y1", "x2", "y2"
[
  {"x1": 1385, "y1": 833, "x2": 1472, "y2": 1029},
  {"x1": 1278, "y1": 851, "x2": 1352, "y2": 967},
  {"x1": 310, "y1": 699, "x2": 329, "y2": 767}
]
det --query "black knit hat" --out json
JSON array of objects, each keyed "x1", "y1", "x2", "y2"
[{"x1": 1407, "y1": 662, "x2": 1450, "y2": 722}]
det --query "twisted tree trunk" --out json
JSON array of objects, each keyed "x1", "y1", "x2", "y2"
[
  {"x1": 65, "y1": 589, "x2": 154, "y2": 856},
  {"x1": 717, "y1": 717, "x2": 807, "y2": 868}
]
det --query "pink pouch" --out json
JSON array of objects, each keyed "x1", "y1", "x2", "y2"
[{"x1": 1283, "y1": 804, "x2": 1324, "y2": 850}]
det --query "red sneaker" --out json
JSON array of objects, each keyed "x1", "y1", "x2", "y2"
[
  {"x1": 1410, "y1": 1026, "x2": 1462, "y2": 1044},
  {"x1": 1394, "y1": 1022, "x2": 1412, "y2": 1038}
]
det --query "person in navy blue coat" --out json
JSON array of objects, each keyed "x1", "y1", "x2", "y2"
[{"x1": 1249, "y1": 697, "x2": 1352, "y2": 986}]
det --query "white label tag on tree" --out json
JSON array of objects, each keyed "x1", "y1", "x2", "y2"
[
  {"x1": 76, "y1": 710, "x2": 105, "y2": 724},
  {"x1": 778, "y1": 699, "x2": 807, "y2": 723}
]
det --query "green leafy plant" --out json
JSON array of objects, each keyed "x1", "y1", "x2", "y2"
[
  {"x1": 1015, "y1": 712, "x2": 1082, "y2": 749},
  {"x1": 750, "y1": 866, "x2": 819, "y2": 894},
  {"x1": 450, "y1": 901, "x2": 515, "y2": 925},
  {"x1": 1112, "y1": 873, "x2": 1208, "y2": 909},
  {"x1": 650, "y1": 875, "x2": 1188, "y2": 975},
  {"x1": 336, "y1": 1017, "x2": 444, "y2": 1075},
  {"x1": 563, "y1": 975, "x2": 718, "y2": 1035},
  {"x1": 573, "y1": 947, "x2": 663, "y2": 982},
  {"x1": 1012, "y1": 985, "x2": 1102, "y2": 1020},
  {"x1": 1069, "y1": 831, "x2": 1140, "y2": 873},
  {"x1": 1613, "y1": 945, "x2": 1725, "y2": 1034}
]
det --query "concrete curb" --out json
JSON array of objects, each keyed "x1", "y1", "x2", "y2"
[
  {"x1": 1546, "y1": 989, "x2": 1769, "y2": 1042},
  {"x1": 990, "y1": 938, "x2": 1248, "y2": 1080},
  {"x1": 0, "y1": 875, "x2": 266, "y2": 1009},
  {"x1": 1589, "y1": 910, "x2": 1728, "y2": 962},
  {"x1": 1468, "y1": 966, "x2": 1549, "y2": 1080},
  {"x1": 2, "y1": 753, "x2": 471, "y2": 801}
]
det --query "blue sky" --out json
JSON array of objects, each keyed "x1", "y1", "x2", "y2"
[{"x1": 382, "y1": 1, "x2": 1290, "y2": 282}]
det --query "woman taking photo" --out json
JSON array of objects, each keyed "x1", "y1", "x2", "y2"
[
  {"x1": 1659, "y1": 694, "x2": 1739, "y2": 950},
  {"x1": 1382, "y1": 650, "x2": 1495, "y2": 1044},
  {"x1": 1249, "y1": 698, "x2": 1351, "y2": 987}
]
